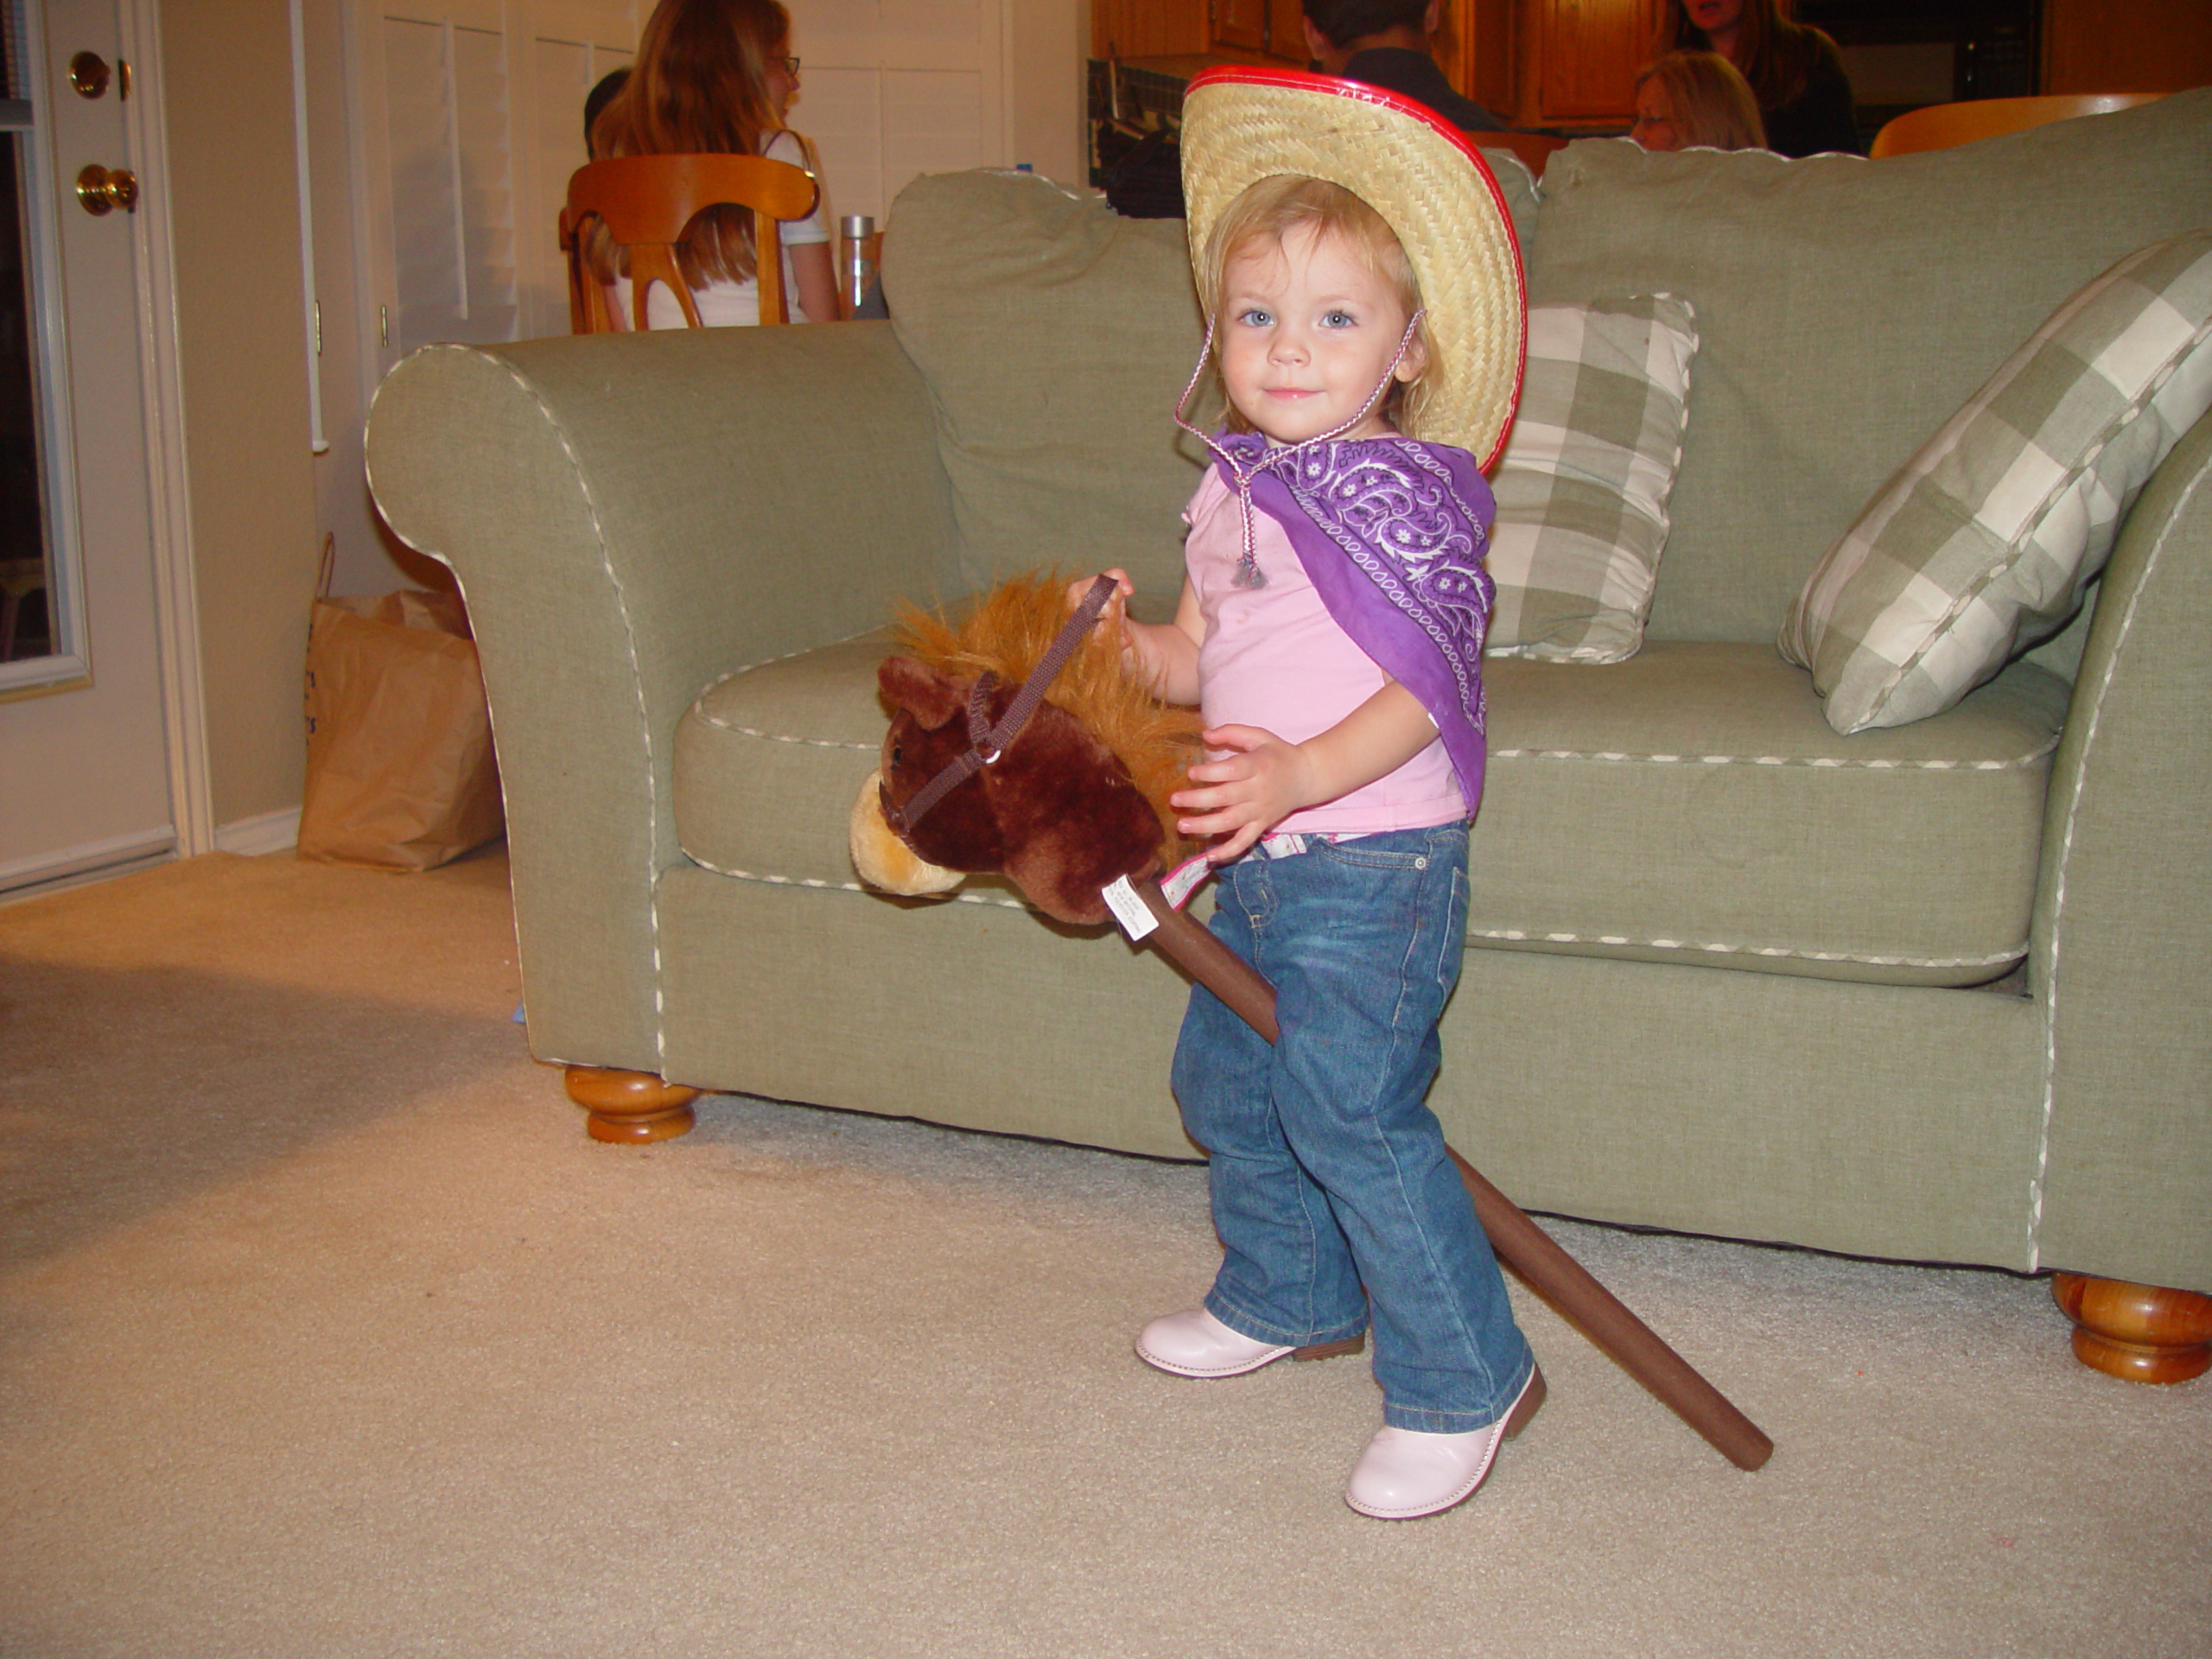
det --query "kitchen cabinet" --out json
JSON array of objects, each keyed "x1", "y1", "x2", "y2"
[
  {"x1": 1094, "y1": 0, "x2": 1306, "y2": 65},
  {"x1": 2043, "y1": 0, "x2": 2212, "y2": 93},
  {"x1": 1523, "y1": 0, "x2": 1658, "y2": 124},
  {"x1": 1092, "y1": 0, "x2": 1656, "y2": 129},
  {"x1": 1210, "y1": 0, "x2": 1310, "y2": 61}
]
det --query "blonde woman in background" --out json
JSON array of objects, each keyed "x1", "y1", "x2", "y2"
[
  {"x1": 587, "y1": 0, "x2": 840, "y2": 326},
  {"x1": 1630, "y1": 51, "x2": 1768, "y2": 152},
  {"x1": 1651, "y1": 0, "x2": 1858, "y2": 156}
]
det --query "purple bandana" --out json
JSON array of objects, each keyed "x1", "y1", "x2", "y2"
[{"x1": 1211, "y1": 430, "x2": 1497, "y2": 812}]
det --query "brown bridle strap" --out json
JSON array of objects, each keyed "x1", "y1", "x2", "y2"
[{"x1": 889, "y1": 575, "x2": 1122, "y2": 836}]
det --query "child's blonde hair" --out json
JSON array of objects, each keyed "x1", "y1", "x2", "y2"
[
  {"x1": 1634, "y1": 51, "x2": 1766, "y2": 151},
  {"x1": 1197, "y1": 175, "x2": 1434, "y2": 437}
]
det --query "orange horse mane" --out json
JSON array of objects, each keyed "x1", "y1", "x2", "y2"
[{"x1": 894, "y1": 574, "x2": 1205, "y2": 866}]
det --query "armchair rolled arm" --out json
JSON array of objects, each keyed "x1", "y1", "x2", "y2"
[
  {"x1": 2030, "y1": 405, "x2": 2212, "y2": 1291},
  {"x1": 365, "y1": 321, "x2": 962, "y2": 1073}
]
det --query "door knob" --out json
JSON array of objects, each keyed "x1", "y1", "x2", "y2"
[
  {"x1": 68, "y1": 52, "x2": 110, "y2": 98},
  {"x1": 75, "y1": 164, "x2": 137, "y2": 215}
]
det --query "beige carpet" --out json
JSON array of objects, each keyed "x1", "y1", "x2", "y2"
[{"x1": 2, "y1": 851, "x2": 2205, "y2": 1658}]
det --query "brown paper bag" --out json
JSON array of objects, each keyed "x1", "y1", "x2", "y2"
[{"x1": 297, "y1": 547, "x2": 503, "y2": 871}]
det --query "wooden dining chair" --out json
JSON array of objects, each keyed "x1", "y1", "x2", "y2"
[
  {"x1": 1869, "y1": 93, "x2": 2166, "y2": 159},
  {"x1": 561, "y1": 152, "x2": 821, "y2": 334}
]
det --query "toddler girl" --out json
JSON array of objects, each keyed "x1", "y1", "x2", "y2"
[{"x1": 1077, "y1": 70, "x2": 1540, "y2": 1520}]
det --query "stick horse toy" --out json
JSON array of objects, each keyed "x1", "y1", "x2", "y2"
[{"x1": 852, "y1": 69, "x2": 1771, "y2": 1486}]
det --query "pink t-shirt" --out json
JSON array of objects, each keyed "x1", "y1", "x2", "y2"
[{"x1": 1185, "y1": 467, "x2": 1466, "y2": 836}]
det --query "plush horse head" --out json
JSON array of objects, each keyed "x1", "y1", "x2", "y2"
[{"x1": 849, "y1": 575, "x2": 1204, "y2": 926}]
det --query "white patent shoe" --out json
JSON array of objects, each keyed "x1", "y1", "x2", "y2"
[
  {"x1": 1344, "y1": 1363, "x2": 1546, "y2": 1520},
  {"x1": 1135, "y1": 1306, "x2": 1365, "y2": 1379}
]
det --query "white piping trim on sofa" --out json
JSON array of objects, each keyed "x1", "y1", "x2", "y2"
[
  {"x1": 2026, "y1": 460, "x2": 2211, "y2": 1272},
  {"x1": 1490, "y1": 735, "x2": 2060, "y2": 771},
  {"x1": 684, "y1": 853, "x2": 2037, "y2": 961},
  {"x1": 695, "y1": 723, "x2": 878, "y2": 749},
  {"x1": 688, "y1": 626, "x2": 885, "y2": 711},
  {"x1": 408, "y1": 346, "x2": 671, "y2": 1071},
  {"x1": 681, "y1": 851, "x2": 1031, "y2": 909},
  {"x1": 1470, "y1": 926, "x2": 2025, "y2": 971}
]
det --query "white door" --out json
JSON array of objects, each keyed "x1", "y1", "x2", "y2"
[
  {"x1": 0, "y1": 0, "x2": 172, "y2": 895},
  {"x1": 352, "y1": 1, "x2": 640, "y2": 385},
  {"x1": 790, "y1": 0, "x2": 1012, "y2": 227}
]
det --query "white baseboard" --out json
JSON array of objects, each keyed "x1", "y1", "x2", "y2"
[
  {"x1": 0, "y1": 827, "x2": 177, "y2": 903},
  {"x1": 214, "y1": 806, "x2": 302, "y2": 856},
  {"x1": 1, "y1": 809, "x2": 301, "y2": 905}
]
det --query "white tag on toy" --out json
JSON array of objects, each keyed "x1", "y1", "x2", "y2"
[
  {"x1": 1102, "y1": 875, "x2": 1158, "y2": 941},
  {"x1": 1160, "y1": 852, "x2": 1213, "y2": 911}
]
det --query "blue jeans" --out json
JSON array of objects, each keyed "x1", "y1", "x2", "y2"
[{"x1": 1171, "y1": 822, "x2": 1534, "y2": 1433}]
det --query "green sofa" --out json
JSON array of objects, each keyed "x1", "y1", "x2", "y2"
[{"x1": 365, "y1": 92, "x2": 2212, "y2": 1376}]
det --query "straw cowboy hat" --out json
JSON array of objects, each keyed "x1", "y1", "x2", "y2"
[{"x1": 1179, "y1": 67, "x2": 1527, "y2": 469}]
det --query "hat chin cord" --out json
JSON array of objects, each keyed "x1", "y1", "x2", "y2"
[{"x1": 1172, "y1": 308, "x2": 1426, "y2": 588}]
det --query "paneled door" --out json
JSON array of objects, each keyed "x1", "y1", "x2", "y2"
[
  {"x1": 789, "y1": 0, "x2": 1013, "y2": 227},
  {"x1": 0, "y1": 0, "x2": 176, "y2": 895},
  {"x1": 351, "y1": 2, "x2": 639, "y2": 383}
]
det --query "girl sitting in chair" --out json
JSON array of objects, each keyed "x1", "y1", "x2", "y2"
[{"x1": 586, "y1": 0, "x2": 839, "y2": 327}]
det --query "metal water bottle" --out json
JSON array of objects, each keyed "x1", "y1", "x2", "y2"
[{"x1": 841, "y1": 214, "x2": 876, "y2": 313}]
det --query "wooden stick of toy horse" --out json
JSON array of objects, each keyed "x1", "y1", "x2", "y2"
[{"x1": 851, "y1": 575, "x2": 1772, "y2": 1472}]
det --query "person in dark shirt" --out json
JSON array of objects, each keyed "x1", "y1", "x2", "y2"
[
  {"x1": 1652, "y1": 0, "x2": 1859, "y2": 156},
  {"x1": 1103, "y1": 0, "x2": 1506, "y2": 219},
  {"x1": 1300, "y1": 1, "x2": 1507, "y2": 135},
  {"x1": 584, "y1": 67, "x2": 629, "y2": 154}
]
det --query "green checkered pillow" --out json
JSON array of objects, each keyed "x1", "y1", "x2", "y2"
[
  {"x1": 1484, "y1": 295, "x2": 1698, "y2": 662},
  {"x1": 1782, "y1": 231, "x2": 2212, "y2": 734}
]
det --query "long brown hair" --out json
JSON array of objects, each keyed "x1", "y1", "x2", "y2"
[
  {"x1": 1653, "y1": 0, "x2": 1822, "y2": 113},
  {"x1": 586, "y1": 0, "x2": 791, "y2": 286}
]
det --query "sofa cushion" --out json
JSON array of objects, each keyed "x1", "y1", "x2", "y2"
[
  {"x1": 675, "y1": 635, "x2": 2068, "y2": 988},
  {"x1": 880, "y1": 162, "x2": 1544, "y2": 601},
  {"x1": 1525, "y1": 90, "x2": 2212, "y2": 645},
  {"x1": 674, "y1": 632, "x2": 919, "y2": 884},
  {"x1": 1487, "y1": 295, "x2": 1698, "y2": 662},
  {"x1": 1474, "y1": 645, "x2": 2068, "y2": 985},
  {"x1": 1782, "y1": 231, "x2": 2212, "y2": 734},
  {"x1": 882, "y1": 173, "x2": 1210, "y2": 601}
]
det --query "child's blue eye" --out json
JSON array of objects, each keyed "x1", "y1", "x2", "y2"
[
  {"x1": 1323, "y1": 309, "x2": 1357, "y2": 328},
  {"x1": 1236, "y1": 307, "x2": 1273, "y2": 327}
]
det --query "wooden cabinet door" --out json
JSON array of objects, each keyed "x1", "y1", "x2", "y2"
[
  {"x1": 1209, "y1": 0, "x2": 1308, "y2": 63},
  {"x1": 1212, "y1": 0, "x2": 1268, "y2": 54},
  {"x1": 1090, "y1": 0, "x2": 1209, "y2": 59},
  {"x1": 2044, "y1": 0, "x2": 2212, "y2": 93},
  {"x1": 1535, "y1": 0, "x2": 1656, "y2": 124}
]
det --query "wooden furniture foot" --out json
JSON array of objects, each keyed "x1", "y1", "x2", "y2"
[
  {"x1": 1132, "y1": 880, "x2": 1774, "y2": 1471},
  {"x1": 2051, "y1": 1272, "x2": 2212, "y2": 1383},
  {"x1": 564, "y1": 1065, "x2": 699, "y2": 1143}
]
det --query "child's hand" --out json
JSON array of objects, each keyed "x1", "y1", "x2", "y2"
[
  {"x1": 1074, "y1": 573, "x2": 1204, "y2": 705},
  {"x1": 1172, "y1": 725, "x2": 1321, "y2": 863},
  {"x1": 1065, "y1": 569, "x2": 1135, "y2": 640}
]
